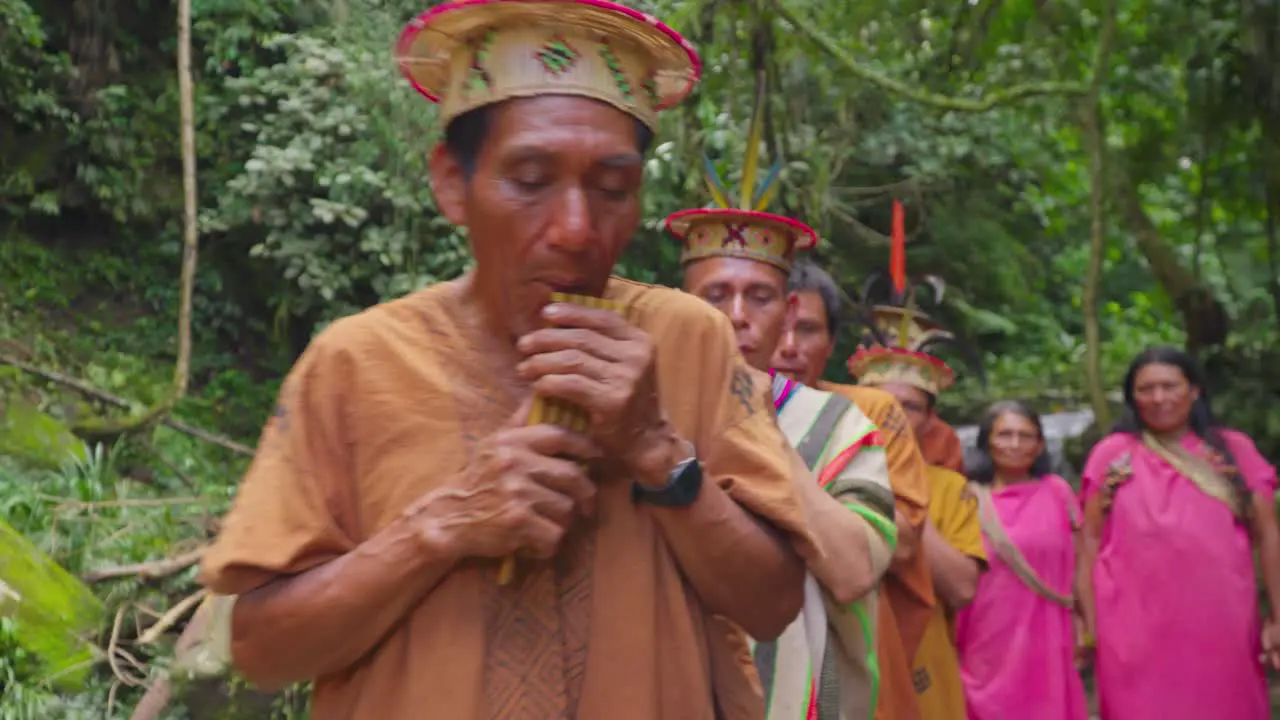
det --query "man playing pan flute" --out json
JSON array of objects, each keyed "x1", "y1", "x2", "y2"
[
  {"x1": 669, "y1": 86, "x2": 897, "y2": 719},
  {"x1": 197, "y1": 2, "x2": 814, "y2": 718},
  {"x1": 847, "y1": 298, "x2": 987, "y2": 720}
]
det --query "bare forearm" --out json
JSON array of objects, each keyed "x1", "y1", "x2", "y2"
[
  {"x1": 1075, "y1": 536, "x2": 1098, "y2": 634},
  {"x1": 648, "y1": 480, "x2": 804, "y2": 640},
  {"x1": 1254, "y1": 510, "x2": 1280, "y2": 622},
  {"x1": 230, "y1": 510, "x2": 456, "y2": 689},
  {"x1": 802, "y1": 485, "x2": 884, "y2": 605},
  {"x1": 924, "y1": 525, "x2": 980, "y2": 610},
  {"x1": 1076, "y1": 496, "x2": 1105, "y2": 634}
]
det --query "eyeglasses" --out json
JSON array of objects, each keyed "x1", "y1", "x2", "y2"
[{"x1": 990, "y1": 429, "x2": 1041, "y2": 445}]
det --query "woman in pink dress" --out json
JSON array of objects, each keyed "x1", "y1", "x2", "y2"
[
  {"x1": 1077, "y1": 347, "x2": 1280, "y2": 720},
  {"x1": 955, "y1": 400, "x2": 1088, "y2": 720}
]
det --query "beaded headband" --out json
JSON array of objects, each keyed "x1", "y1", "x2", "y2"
[
  {"x1": 664, "y1": 74, "x2": 818, "y2": 273},
  {"x1": 396, "y1": 0, "x2": 701, "y2": 130}
]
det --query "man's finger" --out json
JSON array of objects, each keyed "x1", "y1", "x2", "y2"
[
  {"x1": 521, "y1": 424, "x2": 602, "y2": 461},
  {"x1": 517, "y1": 348, "x2": 612, "y2": 384},
  {"x1": 517, "y1": 327, "x2": 626, "y2": 362},
  {"x1": 519, "y1": 480, "x2": 578, "y2": 528},
  {"x1": 507, "y1": 395, "x2": 535, "y2": 428},
  {"x1": 541, "y1": 302, "x2": 635, "y2": 340},
  {"x1": 526, "y1": 454, "x2": 597, "y2": 516},
  {"x1": 531, "y1": 374, "x2": 611, "y2": 418},
  {"x1": 517, "y1": 514, "x2": 568, "y2": 560}
]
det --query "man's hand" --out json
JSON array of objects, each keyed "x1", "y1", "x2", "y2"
[
  {"x1": 516, "y1": 302, "x2": 681, "y2": 485},
  {"x1": 410, "y1": 400, "x2": 601, "y2": 561}
]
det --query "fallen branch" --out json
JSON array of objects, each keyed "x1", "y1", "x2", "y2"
[
  {"x1": 0, "y1": 353, "x2": 254, "y2": 456},
  {"x1": 775, "y1": 1, "x2": 1088, "y2": 112},
  {"x1": 137, "y1": 588, "x2": 208, "y2": 646},
  {"x1": 83, "y1": 546, "x2": 208, "y2": 583},
  {"x1": 43, "y1": 496, "x2": 208, "y2": 511}
]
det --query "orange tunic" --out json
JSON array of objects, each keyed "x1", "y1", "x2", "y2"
[
  {"x1": 818, "y1": 381, "x2": 934, "y2": 720},
  {"x1": 200, "y1": 277, "x2": 812, "y2": 720},
  {"x1": 919, "y1": 418, "x2": 965, "y2": 475}
]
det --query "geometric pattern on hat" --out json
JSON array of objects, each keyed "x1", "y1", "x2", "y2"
[
  {"x1": 396, "y1": 0, "x2": 701, "y2": 130},
  {"x1": 847, "y1": 345, "x2": 956, "y2": 396},
  {"x1": 665, "y1": 208, "x2": 818, "y2": 273}
]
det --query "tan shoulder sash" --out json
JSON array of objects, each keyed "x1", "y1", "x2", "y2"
[
  {"x1": 968, "y1": 481, "x2": 1074, "y2": 609},
  {"x1": 1141, "y1": 432, "x2": 1244, "y2": 519}
]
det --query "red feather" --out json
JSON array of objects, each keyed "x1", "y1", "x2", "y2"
[{"x1": 890, "y1": 199, "x2": 907, "y2": 295}]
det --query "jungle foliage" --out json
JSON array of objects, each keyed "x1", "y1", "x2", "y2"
[{"x1": 1, "y1": 0, "x2": 1278, "y2": 714}]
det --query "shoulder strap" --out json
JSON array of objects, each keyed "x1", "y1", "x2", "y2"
[
  {"x1": 794, "y1": 393, "x2": 855, "y2": 472},
  {"x1": 1141, "y1": 431, "x2": 1244, "y2": 519},
  {"x1": 968, "y1": 482, "x2": 1074, "y2": 609}
]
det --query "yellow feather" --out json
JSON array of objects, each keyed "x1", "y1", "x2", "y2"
[
  {"x1": 753, "y1": 181, "x2": 780, "y2": 213},
  {"x1": 704, "y1": 173, "x2": 731, "y2": 208},
  {"x1": 739, "y1": 71, "x2": 768, "y2": 210}
]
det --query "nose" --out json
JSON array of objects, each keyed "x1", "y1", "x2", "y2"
[
  {"x1": 729, "y1": 294, "x2": 748, "y2": 329},
  {"x1": 776, "y1": 327, "x2": 798, "y2": 358},
  {"x1": 545, "y1": 185, "x2": 592, "y2": 252}
]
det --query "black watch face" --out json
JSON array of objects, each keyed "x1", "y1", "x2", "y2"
[{"x1": 638, "y1": 458, "x2": 702, "y2": 507}]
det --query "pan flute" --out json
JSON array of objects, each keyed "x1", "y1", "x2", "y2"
[{"x1": 497, "y1": 291, "x2": 629, "y2": 585}]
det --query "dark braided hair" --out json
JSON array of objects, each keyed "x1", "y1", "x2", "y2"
[
  {"x1": 1111, "y1": 346, "x2": 1250, "y2": 521},
  {"x1": 969, "y1": 399, "x2": 1054, "y2": 485}
]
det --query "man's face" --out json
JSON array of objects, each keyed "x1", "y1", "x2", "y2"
[
  {"x1": 431, "y1": 96, "x2": 645, "y2": 339},
  {"x1": 771, "y1": 290, "x2": 834, "y2": 386},
  {"x1": 684, "y1": 257, "x2": 791, "y2": 372},
  {"x1": 877, "y1": 381, "x2": 933, "y2": 438}
]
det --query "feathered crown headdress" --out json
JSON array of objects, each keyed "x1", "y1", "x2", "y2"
[
  {"x1": 664, "y1": 71, "x2": 818, "y2": 272},
  {"x1": 846, "y1": 200, "x2": 985, "y2": 395}
]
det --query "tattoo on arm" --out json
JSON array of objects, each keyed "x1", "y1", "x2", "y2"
[{"x1": 730, "y1": 366, "x2": 757, "y2": 417}]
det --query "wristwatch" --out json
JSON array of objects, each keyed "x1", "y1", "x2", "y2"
[{"x1": 631, "y1": 452, "x2": 703, "y2": 508}]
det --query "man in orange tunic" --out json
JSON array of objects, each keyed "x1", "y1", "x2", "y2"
[
  {"x1": 918, "y1": 417, "x2": 966, "y2": 474},
  {"x1": 848, "y1": 304, "x2": 987, "y2": 720},
  {"x1": 197, "y1": 3, "x2": 813, "y2": 718},
  {"x1": 771, "y1": 260, "x2": 934, "y2": 720}
]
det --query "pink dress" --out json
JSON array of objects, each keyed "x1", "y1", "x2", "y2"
[
  {"x1": 1081, "y1": 430, "x2": 1277, "y2": 720},
  {"x1": 955, "y1": 475, "x2": 1088, "y2": 720}
]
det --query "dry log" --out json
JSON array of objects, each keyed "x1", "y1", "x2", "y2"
[
  {"x1": 82, "y1": 546, "x2": 208, "y2": 583},
  {"x1": 0, "y1": 353, "x2": 254, "y2": 456}
]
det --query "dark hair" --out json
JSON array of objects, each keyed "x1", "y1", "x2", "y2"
[
  {"x1": 444, "y1": 102, "x2": 656, "y2": 179},
  {"x1": 786, "y1": 259, "x2": 842, "y2": 338},
  {"x1": 1111, "y1": 346, "x2": 1248, "y2": 518},
  {"x1": 969, "y1": 399, "x2": 1054, "y2": 485}
]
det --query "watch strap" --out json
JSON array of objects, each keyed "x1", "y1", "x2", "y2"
[{"x1": 632, "y1": 455, "x2": 703, "y2": 508}]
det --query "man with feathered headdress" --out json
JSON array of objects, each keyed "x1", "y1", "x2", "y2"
[
  {"x1": 198, "y1": 2, "x2": 816, "y2": 717},
  {"x1": 845, "y1": 235, "x2": 989, "y2": 720},
  {"x1": 667, "y1": 74, "x2": 912, "y2": 719}
]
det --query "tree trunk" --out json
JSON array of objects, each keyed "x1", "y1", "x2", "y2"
[{"x1": 1109, "y1": 161, "x2": 1229, "y2": 350}]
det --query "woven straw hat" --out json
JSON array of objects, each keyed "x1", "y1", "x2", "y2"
[
  {"x1": 666, "y1": 208, "x2": 819, "y2": 273},
  {"x1": 396, "y1": 0, "x2": 701, "y2": 129}
]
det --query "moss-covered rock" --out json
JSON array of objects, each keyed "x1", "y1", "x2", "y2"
[
  {"x1": 0, "y1": 518, "x2": 104, "y2": 689},
  {"x1": 0, "y1": 400, "x2": 87, "y2": 470}
]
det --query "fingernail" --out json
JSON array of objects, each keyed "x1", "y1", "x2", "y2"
[{"x1": 543, "y1": 303, "x2": 562, "y2": 317}]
